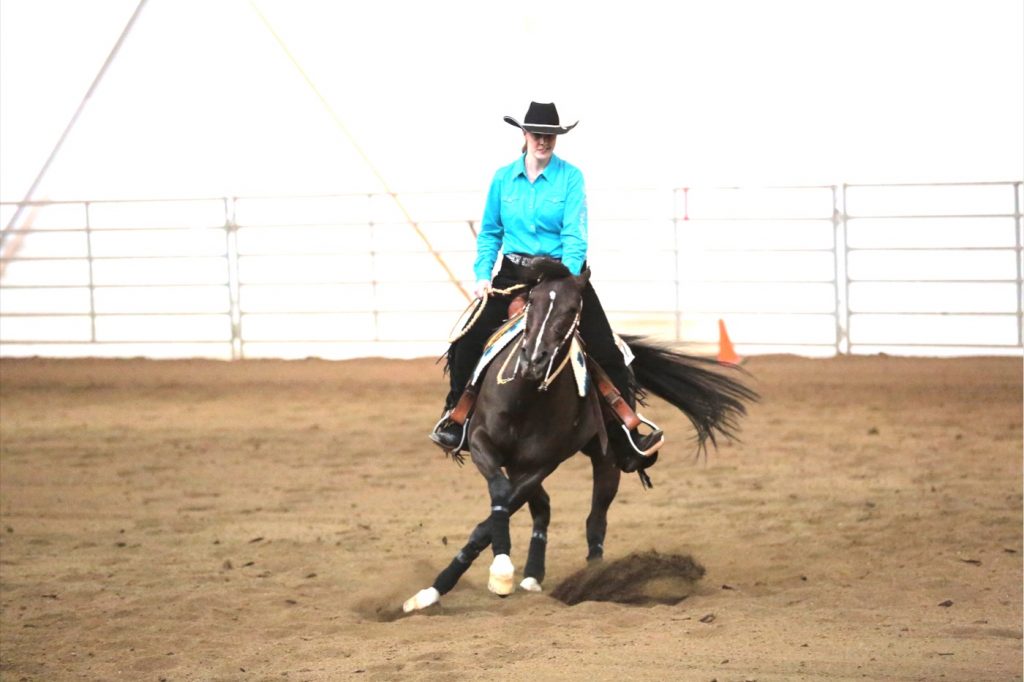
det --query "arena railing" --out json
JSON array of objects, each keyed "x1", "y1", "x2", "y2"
[{"x1": 0, "y1": 182, "x2": 1020, "y2": 360}]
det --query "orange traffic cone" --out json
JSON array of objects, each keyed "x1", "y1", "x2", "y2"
[{"x1": 717, "y1": 319, "x2": 741, "y2": 365}]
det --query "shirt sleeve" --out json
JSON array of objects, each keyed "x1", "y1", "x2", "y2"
[
  {"x1": 559, "y1": 167, "x2": 588, "y2": 276},
  {"x1": 473, "y1": 169, "x2": 505, "y2": 282}
]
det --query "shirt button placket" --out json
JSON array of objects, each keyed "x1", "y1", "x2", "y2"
[{"x1": 529, "y1": 187, "x2": 536, "y2": 233}]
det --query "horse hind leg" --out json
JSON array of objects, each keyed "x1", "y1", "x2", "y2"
[
  {"x1": 586, "y1": 444, "x2": 621, "y2": 562},
  {"x1": 520, "y1": 485, "x2": 551, "y2": 592}
]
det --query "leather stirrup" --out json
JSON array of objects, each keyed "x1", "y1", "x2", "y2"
[
  {"x1": 449, "y1": 385, "x2": 478, "y2": 425},
  {"x1": 587, "y1": 361, "x2": 641, "y2": 430},
  {"x1": 589, "y1": 360, "x2": 665, "y2": 460}
]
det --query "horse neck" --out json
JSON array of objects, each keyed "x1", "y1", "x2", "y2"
[
  {"x1": 485, "y1": 334, "x2": 577, "y2": 400},
  {"x1": 486, "y1": 357, "x2": 584, "y2": 426}
]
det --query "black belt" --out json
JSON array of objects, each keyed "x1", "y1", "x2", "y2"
[{"x1": 504, "y1": 253, "x2": 560, "y2": 267}]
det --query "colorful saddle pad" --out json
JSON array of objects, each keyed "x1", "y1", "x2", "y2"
[
  {"x1": 472, "y1": 312, "x2": 526, "y2": 386},
  {"x1": 471, "y1": 314, "x2": 590, "y2": 398}
]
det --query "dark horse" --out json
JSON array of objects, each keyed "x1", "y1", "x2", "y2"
[{"x1": 404, "y1": 259, "x2": 757, "y2": 612}]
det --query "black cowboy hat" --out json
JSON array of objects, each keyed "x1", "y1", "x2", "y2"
[{"x1": 504, "y1": 101, "x2": 578, "y2": 135}]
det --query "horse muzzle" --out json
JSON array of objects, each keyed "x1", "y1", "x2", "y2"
[{"x1": 519, "y1": 347, "x2": 550, "y2": 382}]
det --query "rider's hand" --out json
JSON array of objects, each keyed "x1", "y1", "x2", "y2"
[{"x1": 473, "y1": 279, "x2": 492, "y2": 299}]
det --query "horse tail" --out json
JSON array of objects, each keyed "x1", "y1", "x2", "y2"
[{"x1": 622, "y1": 335, "x2": 759, "y2": 453}]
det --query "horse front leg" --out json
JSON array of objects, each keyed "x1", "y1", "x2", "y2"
[
  {"x1": 520, "y1": 485, "x2": 550, "y2": 592},
  {"x1": 482, "y1": 462, "x2": 558, "y2": 596},
  {"x1": 403, "y1": 464, "x2": 553, "y2": 612},
  {"x1": 471, "y1": 429, "x2": 561, "y2": 597},
  {"x1": 403, "y1": 507, "x2": 518, "y2": 614},
  {"x1": 434, "y1": 519, "x2": 491, "y2": 593},
  {"x1": 479, "y1": 462, "x2": 516, "y2": 596},
  {"x1": 586, "y1": 449, "x2": 621, "y2": 561}
]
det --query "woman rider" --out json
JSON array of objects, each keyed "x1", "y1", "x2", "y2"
[{"x1": 429, "y1": 101, "x2": 662, "y2": 472}]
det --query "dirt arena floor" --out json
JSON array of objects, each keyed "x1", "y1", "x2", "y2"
[{"x1": 0, "y1": 354, "x2": 1021, "y2": 681}]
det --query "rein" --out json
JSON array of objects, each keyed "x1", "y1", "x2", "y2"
[
  {"x1": 538, "y1": 309, "x2": 581, "y2": 391},
  {"x1": 448, "y1": 284, "x2": 528, "y2": 344}
]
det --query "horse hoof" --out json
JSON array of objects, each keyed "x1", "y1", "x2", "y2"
[
  {"x1": 402, "y1": 587, "x2": 440, "y2": 613},
  {"x1": 520, "y1": 577, "x2": 542, "y2": 592},
  {"x1": 488, "y1": 554, "x2": 515, "y2": 596}
]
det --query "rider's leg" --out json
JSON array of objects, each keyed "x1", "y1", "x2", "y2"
[
  {"x1": 444, "y1": 295, "x2": 510, "y2": 407},
  {"x1": 431, "y1": 292, "x2": 510, "y2": 450},
  {"x1": 578, "y1": 280, "x2": 663, "y2": 470}
]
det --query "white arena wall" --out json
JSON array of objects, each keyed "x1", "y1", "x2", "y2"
[{"x1": 1, "y1": 181, "x2": 1021, "y2": 360}]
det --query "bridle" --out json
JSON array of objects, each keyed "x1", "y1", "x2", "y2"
[{"x1": 517, "y1": 288, "x2": 582, "y2": 391}]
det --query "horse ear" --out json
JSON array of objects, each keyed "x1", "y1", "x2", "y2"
[{"x1": 575, "y1": 267, "x2": 591, "y2": 289}]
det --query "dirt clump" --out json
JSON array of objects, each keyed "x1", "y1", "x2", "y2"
[{"x1": 551, "y1": 551, "x2": 705, "y2": 606}]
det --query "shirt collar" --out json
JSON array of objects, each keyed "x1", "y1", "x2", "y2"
[{"x1": 515, "y1": 153, "x2": 559, "y2": 181}]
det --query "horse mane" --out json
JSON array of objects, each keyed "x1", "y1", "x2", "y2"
[{"x1": 519, "y1": 258, "x2": 572, "y2": 283}]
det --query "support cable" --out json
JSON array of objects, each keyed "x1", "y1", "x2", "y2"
[
  {"x1": 1, "y1": 0, "x2": 150, "y2": 254},
  {"x1": 247, "y1": 1, "x2": 470, "y2": 301}
]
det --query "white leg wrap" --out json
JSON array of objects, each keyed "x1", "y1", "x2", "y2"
[
  {"x1": 402, "y1": 586, "x2": 440, "y2": 613},
  {"x1": 488, "y1": 554, "x2": 515, "y2": 596},
  {"x1": 519, "y1": 576, "x2": 542, "y2": 592}
]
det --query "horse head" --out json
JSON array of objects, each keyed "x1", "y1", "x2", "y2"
[{"x1": 517, "y1": 259, "x2": 590, "y2": 384}]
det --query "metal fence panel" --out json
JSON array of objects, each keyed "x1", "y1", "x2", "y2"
[{"x1": 1, "y1": 182, "x2": 1020, "y2": 359}]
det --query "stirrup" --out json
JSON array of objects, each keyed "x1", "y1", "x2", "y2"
[
  {"x1": 621, "y1": 414, "x2": 665, "y2": 457},
  {"x1": 430, "y1": 410, "x2": 468, "y2": 453}
]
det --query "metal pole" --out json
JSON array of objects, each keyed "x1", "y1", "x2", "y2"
[
  {"x1": 672, "y1": 188, "x2": 681, "y2": 341},
  {"x1": 839, "y1": 183, "x2": 851, "y2": 354},
  {"x1": 225, "y1": 198, "x2": 243, "y2": 360},
  {"x1": 1, "y1": 0, "x2": 150, "y2": 247},
  {"x1": 830, "y1": 186, "x2": 840, "y2": 355},
  {"x1": 1014, "y1": 181, "x2": 1022, "y2": 348},
  {"x1": 84, "y1": 202, "x2": 97, "y2": 342},
  {"x1": 369, "y1": 194, "x2": 379, "y2": 343}
]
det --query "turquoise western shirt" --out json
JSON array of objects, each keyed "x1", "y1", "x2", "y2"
[{"x1": 473, "y1": 153, "x2": 588, "y2": 281}]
